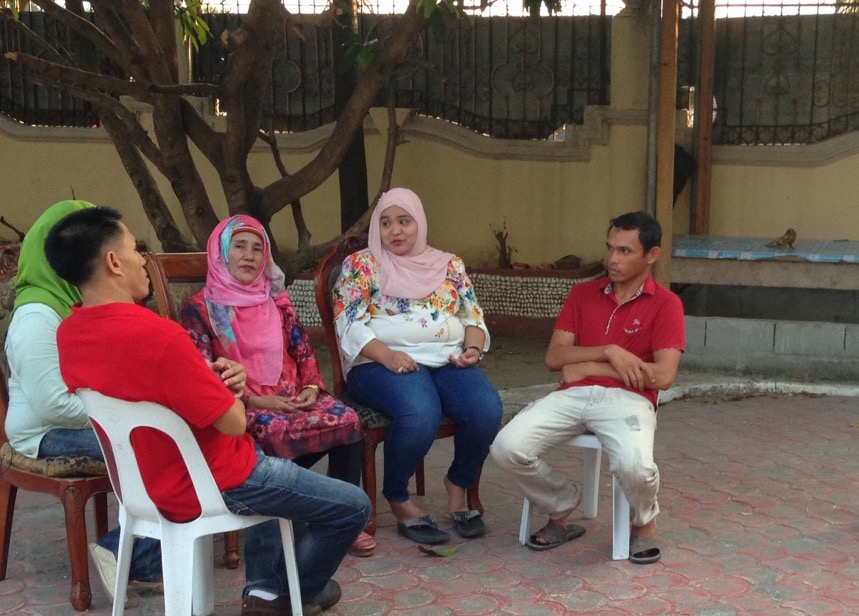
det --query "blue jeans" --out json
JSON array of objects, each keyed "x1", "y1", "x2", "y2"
[
  {"x1": 39, "y1": 427, "x2": 104, "y2": 459},
  {"x1": 222, "y1": 446, "x2": 370, "y2": 600},
  {"x1": 347, "y1": 362, "x2": 503, "y2": 502},
  {"x1": 39, "y1": 427, "x2": 162, "y2": 582}
]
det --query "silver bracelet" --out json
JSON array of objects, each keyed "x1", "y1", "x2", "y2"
[{"x1": 464, "y1": 345, "x2": 485, "y2": 361}]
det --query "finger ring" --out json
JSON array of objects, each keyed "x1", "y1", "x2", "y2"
[{"x1": 398, "y1": 366, "x2": 404, "y2": 373}]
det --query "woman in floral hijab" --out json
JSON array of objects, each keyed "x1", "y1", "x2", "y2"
[{"x1": 182, "y1": 214, "x2": 374, "y2": 557}]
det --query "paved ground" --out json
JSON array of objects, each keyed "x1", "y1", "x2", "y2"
[{"x1": 4, "y1": 337, "x2": 859, "y2": 615}]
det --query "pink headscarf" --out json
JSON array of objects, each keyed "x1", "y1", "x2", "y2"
[
  {"x1": 203, "y1": 215, "x2": 289, "y2": 386},
  {"x1": 367, "y1": 188, "x2": 453, "y2": 299}
]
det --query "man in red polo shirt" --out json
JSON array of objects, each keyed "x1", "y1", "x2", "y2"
[
  {"x1": 46, "y1": 206, "x2": 370, "y2": 616},
  {"x1": 491, "y1": 211, "x2": 684, "y2": 564}
]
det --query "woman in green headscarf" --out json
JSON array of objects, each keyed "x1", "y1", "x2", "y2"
[
  {"x1": 5, "y1": 199, "x2": 94, "y2": 458},
  {"x1": 4, "y1": 200, "x2": 163, "y2": 598}
]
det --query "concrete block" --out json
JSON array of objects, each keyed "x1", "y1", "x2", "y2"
[
  {"x1": 684, "y1": 316, "x2": 706, "y2": 351},
  {"x1": 845, "y1": 324, "x2": 859, "y2": 355},
  {"x1": 705, "y1": 317, "x2": 775, "y2": 353},
  {"x1": 774, "y1": 321, "x2": 846, "y2": 355}
]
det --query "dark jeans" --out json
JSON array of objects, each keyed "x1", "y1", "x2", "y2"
[
  {"x1": 222, "y1": 445, "x2": 370, "y2": 600},
  {"x1": 293, "y1": 441, "x2": 363, "y2": 487},
  {"x1": 347, "y1": 362, "x2": 503, "y2": 502}
]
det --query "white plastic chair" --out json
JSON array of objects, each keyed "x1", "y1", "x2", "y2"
[
  {"x1": 77, "y1": 389, "x2": 303, "y2": 616},
  {"x1": 517, "y1": 433, "x2": 631, "y2": 560}
]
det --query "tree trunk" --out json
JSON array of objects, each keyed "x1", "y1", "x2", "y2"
[{"x1": 332, "y1": 0, "x2": 370, "y2": 232}]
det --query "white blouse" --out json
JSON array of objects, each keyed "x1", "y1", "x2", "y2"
[
  {"x1": 332, "y1": 252, "x2": 490, "y2": 376},
  {"x1": 5, "y1": 303, "x2": 88, "y2": 457}
]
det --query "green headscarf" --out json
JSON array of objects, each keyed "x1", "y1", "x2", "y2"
[{"x1": 13, "y1": 200, "x2": 95, "y2": 319}]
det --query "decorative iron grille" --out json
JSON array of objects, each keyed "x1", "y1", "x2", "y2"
[
  {"x1": 677, "y1": 3, "x2": 859, "y2": 145},
  {"x1": 192, "y1": 12, "x2": 611, "y2": 139},
  {"x1": 2, "y1": 5, "x2": 858, "y2": 145},
  {"x1": 377, "y1": 13, "x2": 610, "y2": 139},
  {"x1": 0, "y1": 11, "x2": 101, "y2": 128}
]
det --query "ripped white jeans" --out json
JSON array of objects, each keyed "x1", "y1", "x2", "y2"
[{"x1": 490, "y1": 385, "x2": 659, "y2": 527}]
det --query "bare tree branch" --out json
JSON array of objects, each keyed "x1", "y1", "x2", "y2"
[
  {"x1": 27, "y1": 0, "x2": 137, "y2": 77},
  {"x1": 258, "y1": 125, "x2": 312, "y2": 250},
  {"x1": 88, "y1": 0, "x2": 165, "y2": 82},
  {"x1": 146, "y1": 0, "x2": 180, "y2": 82},
  {"x1": 218, "y1": 0, "x2": 284, "y2": 212},
  {"x1": 101, "y1": 112, "x2": 197, "y2": 251},
  {"x1": 260, "y1": 0, "x2": 427, "y2": 217},
  {"x1": 146, "y1": 83, "x2": 220, "y2": 96},
  {"x1": 4, "y1": 52, "x2": 156, "y2": 101},
  {"x1": 179, "y1": 98, "x2": 224, "y2": 173}
]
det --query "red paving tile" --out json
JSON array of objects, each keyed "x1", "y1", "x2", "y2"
[{"x1": 3, "y1": 391, "x2": 859, "y2": 614}]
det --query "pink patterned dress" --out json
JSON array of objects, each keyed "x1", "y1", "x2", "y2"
[{"x1": 182, "y1": 292, "x2": 363, "y2": 460}]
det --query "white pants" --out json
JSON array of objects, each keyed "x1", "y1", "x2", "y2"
[{"x1": 490, "y1": 386, "x2": 659, "y2": 527}]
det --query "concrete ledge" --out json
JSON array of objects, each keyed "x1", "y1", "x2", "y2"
[
  {"x1": 682, "y1": 316, "x2": 859, "y2": 381},
  {"x1": 497, "y1": 373, "x2": 859, "y2": 419}
]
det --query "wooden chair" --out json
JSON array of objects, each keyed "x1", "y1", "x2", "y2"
[
  {"x1": 144, "y1": 252, "x2": 241, "y2": 570},
  {"x1": 313, "y1": 236, "x2": 484, "y2": 535},
  {"x1": 0, "y1": 243, "x2": 113, "y2": 612}
]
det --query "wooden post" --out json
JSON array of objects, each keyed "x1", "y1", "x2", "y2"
[
  {"x1": 654, "y1": 0, "x2": 680, "y2": 286},
  {"x1": 694, "y1": 0, "x2": 716, "y2": 235}
]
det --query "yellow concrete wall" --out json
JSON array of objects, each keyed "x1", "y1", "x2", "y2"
[
  {"x1": 708, "y1": 132, "x2": 859, "y2": 241},
  {"x1": 4, "y1": 108, "x2": 859, "y2": 268},
  {"x1": 361, "y1": 121, "x2": 650, "y2": 269},
  {"x1": 4, "y1": 111, "x2": 859, "y2": 268}
]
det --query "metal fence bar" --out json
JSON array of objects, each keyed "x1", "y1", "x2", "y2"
[{"x1": 1, "y1": 6, "x2": 856, "y2": 145}]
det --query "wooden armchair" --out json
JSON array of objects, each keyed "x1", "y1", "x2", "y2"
[
  {"x1": 144, "y1": 252, "x2": 241, "y2": 570},
  {"x1": 313, "y1": 236, "x2": 484, "y2": 535},
  {"x1": 0, "y1": 243, "x2": 113, "y2": 612}
]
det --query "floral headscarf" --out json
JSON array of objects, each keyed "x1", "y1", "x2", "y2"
[{"x1": 203, "y1": 215, "x2": 289, "y2": 386}]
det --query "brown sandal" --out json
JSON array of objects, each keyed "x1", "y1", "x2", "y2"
[{"x1": 525, "y1": 523, "x2": 586, "y2": 551}]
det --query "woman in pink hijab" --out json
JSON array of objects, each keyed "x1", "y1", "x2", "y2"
[
  {"x1": 182, "y1": 215, "x2": 375, "y2": 557},
  {"x1": 333, "y1": 188, "x2": 502, "y2": 545}
]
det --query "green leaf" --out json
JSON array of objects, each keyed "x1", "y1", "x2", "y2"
[
  {"x1": 418, "y1": 543, "x2": 463, "y2": 557},
  {"x1": 356, "y1": 39, "x2": 380, "y2": 71},
  {"x1": 0, "y1": 1, "x2": 20, "y2": 20}
]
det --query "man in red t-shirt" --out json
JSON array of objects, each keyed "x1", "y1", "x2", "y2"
[
  {"x1": 491, "y1": 211, "x2": 684, "y2": 564},
  {"x1": 45, "y1": 206, "x2": 370, "y2": 616}
]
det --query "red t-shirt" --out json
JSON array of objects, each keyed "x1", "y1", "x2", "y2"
[
  {"x1": 554, "y1": 276, "x2": 685, "y2": 407},
  {"x1": 57, "y1": 302, "x2": 257, "y2": 522}
]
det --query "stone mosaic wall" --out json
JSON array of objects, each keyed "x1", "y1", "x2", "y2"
[
  {"x1": 288, "y1": 278, "x2": 321, "y2": 327},
  {"x1": 469, "y1": 271, "x2": 604, "y2": 319},
  {"x1": 288, "y1": 268, "x2": 606, "y2": 328}
]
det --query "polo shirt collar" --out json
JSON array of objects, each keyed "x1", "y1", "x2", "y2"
[{"x1": 600, "y1": 274, "x2": 656, "y2": 299}]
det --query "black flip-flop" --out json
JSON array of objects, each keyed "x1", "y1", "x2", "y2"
[
  {"x1": 525, "y1": 523, "x2": 586, "y2": 551},
  {"x1": 629, "y1": 535, "x2": 661, "y2": 564},
  {"x1": 397, "y1": 515, "x2": 450, "y2": 545},
  {"x1": 450, "y1": 510, "x2": 486, "y2": 538}
]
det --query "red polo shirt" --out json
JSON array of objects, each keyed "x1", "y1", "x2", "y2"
[
  {"x1": 554, "y1": 275, "x2": 685, "y2": 407},
  {"x1": 57, "y1": 302, "x2": 257, "y2": 522}
]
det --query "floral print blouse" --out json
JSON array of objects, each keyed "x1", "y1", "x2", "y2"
[{"x1": 333, "y1": 251, "x2": 490, "y2": 375}]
